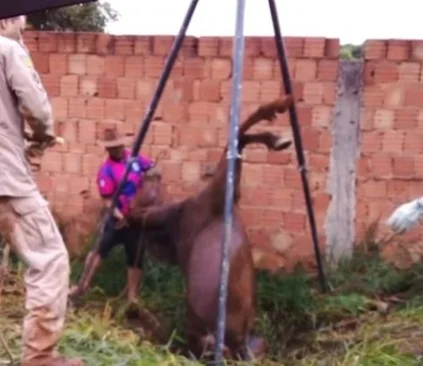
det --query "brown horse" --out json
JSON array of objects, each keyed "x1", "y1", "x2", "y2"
[{"x1": 128, "y1": 96, "x2": 293, "y2": 360}]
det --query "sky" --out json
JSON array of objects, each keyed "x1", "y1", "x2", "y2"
[{"x1": 106, "y1": 0, "x2": 422, "y2": 45}]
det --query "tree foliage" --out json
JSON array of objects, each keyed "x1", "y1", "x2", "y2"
[
  {"x1": 26, "y1": 1, "x2": 119, "y2": 32},
  {"x1": 340, "y1": 43, "x2": 363, "y2": 60}
]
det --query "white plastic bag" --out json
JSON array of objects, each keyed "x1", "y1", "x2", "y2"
[{"x1": 386, "y1": 197, "x2": 423, "y2": 234}]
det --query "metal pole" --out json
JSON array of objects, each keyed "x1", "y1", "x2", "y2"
[
  {"x1": 214, "y1": 0, "x2": 246, "y2": 364},
  {"x1": 86, "y1": 0, "x2": 200, "y2": 256},
  {"x1": 267, "y1": 0, "x2": 329, "y2": 293}
]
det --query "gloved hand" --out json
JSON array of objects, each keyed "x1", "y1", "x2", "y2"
[
  {"x1": 24, "y1": 129, "x2": 65, "y2": 166},
  {"x1": 24, "y1": 137, "x2": 64, "y2": 157},
  {"x1": 386, "y1": 197, "x2": 423, "y2": 234},
  {"x1": 23, "y1": 123, "x2": 60, "y2": 144},
  {"x1": 20, "y1": 104, "x2": 58, "y2": 146}
]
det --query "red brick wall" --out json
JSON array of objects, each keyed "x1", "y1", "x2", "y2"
[
  {"x1": 357, "y1": 40, "x2": 423, "y2": 266},
  {"x1": 22, "y1": 31, "x2": 423, "y2": 271},
  {"x1": 22, "y1": 32, "x2": 338, "y2": 269}
]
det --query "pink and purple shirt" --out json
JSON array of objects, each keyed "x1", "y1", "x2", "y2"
[{"x1": 97, "y1": 149, "x2": 153, "y2": 216}]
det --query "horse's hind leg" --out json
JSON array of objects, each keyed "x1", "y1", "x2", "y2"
[
  {"x1": 240, "y1": 131, "x2": 292, "y2": 152},
  {"x1": 238, "y1": 96, "x2": 293, "y2": 135},
  {"x1": 223, "y1": 331, "x2": 253, "y2": 361},
  {"x1": 222, "y1": 332, "x2": 267, "y2": 361}
]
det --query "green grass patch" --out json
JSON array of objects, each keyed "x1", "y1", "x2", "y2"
[{"x1": 3, "y1": 238, "x2": 423, "y2": 365}]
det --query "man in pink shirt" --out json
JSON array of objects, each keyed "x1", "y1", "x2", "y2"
[{"x1": 69, "y1": 128, "x2": 153, "y2": 303}]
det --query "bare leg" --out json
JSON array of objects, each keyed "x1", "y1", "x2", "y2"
[{"x1": 127, "y1": 267, "x2": 142, "y2": 303}]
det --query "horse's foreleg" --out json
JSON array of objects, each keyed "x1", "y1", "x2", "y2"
[{"x1": 127, "y1": 202, "x2": 181, "y2": 229}]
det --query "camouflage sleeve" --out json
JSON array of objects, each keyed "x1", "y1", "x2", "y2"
[{"x1": 3, "y1": 40, "x2": 54, "y2": 141}]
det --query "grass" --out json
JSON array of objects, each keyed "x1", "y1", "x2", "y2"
[{"x1": 3, "y1": 238, "x2": 423, "y2": 365}]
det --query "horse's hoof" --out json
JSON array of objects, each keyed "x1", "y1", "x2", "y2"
[
  {"x1": 68, "y1": 285, "x2": 85, "y2": 300},
  {"x1": 274, "y1": 138, "x2": 292, "y2": 151},
  {"x1": 247, "y1": 335, "x2": 268, "y2": 359},
  {"x1": 67, "y1": 288, "x2": 84, "y2": 309}
]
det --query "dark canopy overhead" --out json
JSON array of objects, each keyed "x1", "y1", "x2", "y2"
[{"x1": 0, "y1": 0, "x2": 97, "y2": 20}]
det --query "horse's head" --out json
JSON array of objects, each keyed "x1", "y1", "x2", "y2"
[
  {"x1": 128, "y1": 164, "x2": 163, "y2": 227},
  {"x1": 139, "y1": 165, "x2": 164, "y2": 207}
]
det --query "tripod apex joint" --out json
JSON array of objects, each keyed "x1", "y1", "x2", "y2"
[{"x1": 226, "y1": 151, "x2": 242, "y2": 160}]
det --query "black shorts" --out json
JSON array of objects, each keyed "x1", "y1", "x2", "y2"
[{"x1": 96, "y1": 218, "x2": 145, "y2": 269}]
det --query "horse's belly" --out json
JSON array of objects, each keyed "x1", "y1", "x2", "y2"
[{"x1": 187, "y1": 216, "x2": 247, "y2": 326}]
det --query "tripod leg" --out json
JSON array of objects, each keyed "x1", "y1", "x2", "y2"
[
  {"x1": 77, "y1": 0, "x2": 201, "y2": 286},
  {"x1": 267, "y1": 0, "x2": 329, "y2": 293},
  {"x1": 214, "y1": 0, "x2": 247, "y2": 364}
]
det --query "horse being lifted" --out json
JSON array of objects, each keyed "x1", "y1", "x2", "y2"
[{"x1": 128, "y1": 96, "x2": 293, "y2": 360}]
